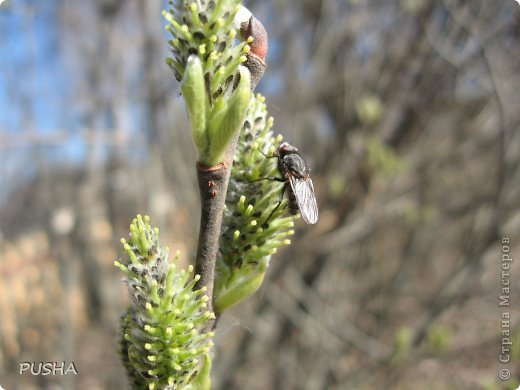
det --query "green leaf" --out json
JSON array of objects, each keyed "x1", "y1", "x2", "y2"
[
  {"x1": 181, "y1": 56, "x2": 208, "y2": 157},
  {"x1": 214, "y1": 267, "x2": 266, "y2": 313},
  {"x1": 186, "y1": 353, "x2": 212, "y2": 390},
  {"x1": 205, "y1": 66, "x2": 251, "y2": 165}
]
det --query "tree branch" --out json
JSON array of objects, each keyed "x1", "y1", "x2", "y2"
[{"x1": 194, "y1": 161, "x2": 231, "y2": 331}]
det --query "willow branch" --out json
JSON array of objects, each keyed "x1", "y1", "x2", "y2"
[{"x1": 194, "y1": 160, "x2": 231, "y2": 329}]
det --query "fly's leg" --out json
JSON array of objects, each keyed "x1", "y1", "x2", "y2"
[
  {"x1": 251, "y1": 176, "x2": 284, "y2": 183},
  {"x1": 262, "y1": 182, "x2": 288, "y2": 228},
  {"x1": 248, "y1": 176, "x2": 285, "y2": 226},
  {"x1": 257, "y1": 148, "x2": 278, "y2": 159}
]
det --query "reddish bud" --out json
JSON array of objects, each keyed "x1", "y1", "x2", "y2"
[{"x1": 240, "y1": 16, "x2": 268, "y2": 61}]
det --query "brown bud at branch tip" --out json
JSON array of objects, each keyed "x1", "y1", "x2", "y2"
[
  {"x1": 240, "y1": 16, "x2": 268, "y2": 61},
  {"x1": 238, "y1": 15, "x2": 268, "y2": 90}
]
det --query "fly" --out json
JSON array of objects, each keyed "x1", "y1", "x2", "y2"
[{"x1": 260, "y1": 142, "x2": 318, "y2": 225}]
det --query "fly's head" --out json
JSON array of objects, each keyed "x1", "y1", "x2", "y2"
[{"x1": 278, "y1": 142, "x2": 299, "y2": 157}]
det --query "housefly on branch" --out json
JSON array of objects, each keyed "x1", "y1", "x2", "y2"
[{"x1": 257, "y1": 142, "x2": 318, "y2": 225}]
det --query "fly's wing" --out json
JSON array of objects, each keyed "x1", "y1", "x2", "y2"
[{"x1": 288, "y1": 175, "x2": 318, "y2": 224}]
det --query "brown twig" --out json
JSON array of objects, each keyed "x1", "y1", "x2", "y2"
[{"x1": 194, "y1": 161, "x2": 231, "y2": 330}]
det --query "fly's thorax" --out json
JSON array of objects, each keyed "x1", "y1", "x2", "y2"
[{"x1": 281, "y1": 153, "x2": 308, "y2": 179}]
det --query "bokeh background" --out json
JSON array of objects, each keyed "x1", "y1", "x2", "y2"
[{"x1": 1, "y1": 0, "x2": 519, "y2": 389}]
